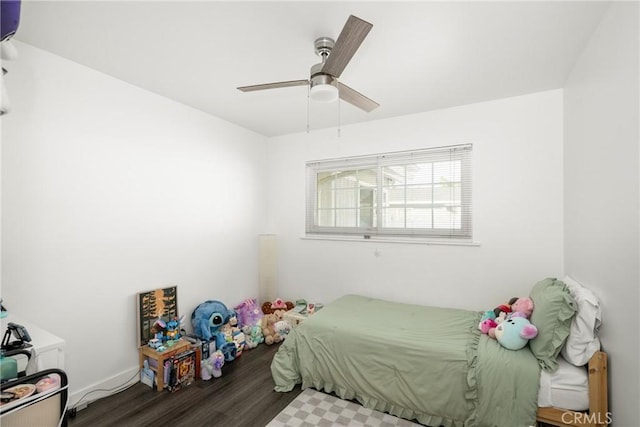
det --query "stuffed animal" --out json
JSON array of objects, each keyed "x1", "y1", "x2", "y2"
[
  {"x1": 494, "y1": 316, "x2": 538, "y2": 350},
  {"x1": 509, "y1": 297, "x2": 534, "y2": 319},
  {"x1": 191, "y1": 300, "x2": 231, "y2": 341},
  {"x1": 478, "y1": 310, "x2": 502, "y2": 338},
  {"x1": 273, "y1": 309, "x2": 286, "y2": 321},
  {"x1": 201, "y1": 355, "x2": 214, "y2": 380},
  {"x1": 242, "y1": 324, "x2": 264, "y2": 350},
  {"x1": 306, "y1": 303, "x2": 316, "y2": 315},
  {"x1": 201, "y1": 350, "x2": 225, "y2": 380},
  {"x1": 234, "y1": 298, "x2": 264, "y2": 328},
  {"x1": 494, "y1": 297, "x2": 518, "y2": 318},
  {"x1": 479, "y1": 317, "x2": 498, "y2": 335},
  {"x1": 261, "y1": 313, "x2": 282, "y2": 345},
  {"x1": 479, "y1": 297, "x2": 520, "y2": 338},
  {"x1": 191, "y1": 300, "x2": 238, "y2": 361},
  {"x1": 211, "y1": 350, "x2": 224, "y2": 377},
  {"x1": 262, "y1": 298, "x2": 294, "y2": 315},
  {"x1": 274, "y1": 320, "x2": 291, "y2": 339}
]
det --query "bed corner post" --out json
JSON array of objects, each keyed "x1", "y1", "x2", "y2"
[{"x1": 588, "y1": 351, "x2": 608, "y2": 427}]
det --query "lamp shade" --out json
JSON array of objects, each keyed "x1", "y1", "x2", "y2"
[
  {"x1": 310, "y1": 84, "x2": 338, "y2": 102},
  {"x1": 309, "y1": 74, "x2": 339, "y2": 103}
]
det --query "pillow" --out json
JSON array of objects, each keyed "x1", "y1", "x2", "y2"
[
  {"x1": 560, "y1": 275, "x2": 602, "y2": 366},
  {"x1": 528, "y1": 278, "x2": 577, "y2": 372}
]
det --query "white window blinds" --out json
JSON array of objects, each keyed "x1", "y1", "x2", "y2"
[{"x1": 306, "y1": 144, "x2": 472, "y2": 239}]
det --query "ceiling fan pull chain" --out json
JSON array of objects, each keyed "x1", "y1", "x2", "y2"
[
  {"x1": 306, "y1": 85, "x2": 311, "y2": 133},
  {"x1": 337, "y1": 84, "x2": 341, "y2": 138}
]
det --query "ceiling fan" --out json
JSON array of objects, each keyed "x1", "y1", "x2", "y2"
[{"x1": 237, "y1": 15, "x2": 379, "y2": 112}]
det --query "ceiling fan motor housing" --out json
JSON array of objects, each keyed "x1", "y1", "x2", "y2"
[
  {"x1": 314, "y1": 37, "x2": 335, "y2": 58},
  {"x1": 310, "y1": 37, "x2": 338, "y2": 102}
]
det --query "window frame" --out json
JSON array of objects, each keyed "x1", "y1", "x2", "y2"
[{"x1": 305, "y1": 144, "x2": 472, "y2": 240}]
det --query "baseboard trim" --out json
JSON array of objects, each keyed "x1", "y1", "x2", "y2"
[{"x1": 69, "y1": 366, "x2": 140, "y2": 410}]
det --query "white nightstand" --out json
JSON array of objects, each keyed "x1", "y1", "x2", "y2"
[{"x1": 1, "y1": 314, "x2": 65, "y2": 372}]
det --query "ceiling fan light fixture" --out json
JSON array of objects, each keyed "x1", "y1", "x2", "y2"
[{"x1": 309, "y1": 74, "x2": 338, "y2": 103}]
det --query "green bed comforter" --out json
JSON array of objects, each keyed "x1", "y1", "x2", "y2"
[{"x1": 271, "y1": 295, "x2": 540, "y2": 427}]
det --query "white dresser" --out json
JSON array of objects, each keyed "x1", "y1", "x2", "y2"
[{"x1": 1, "y1": 314, "x2": 65, "y2": 372}]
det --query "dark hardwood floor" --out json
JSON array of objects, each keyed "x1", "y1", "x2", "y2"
[{"x1": 68, "y1": 343, "x2": 302, "y2": 427}]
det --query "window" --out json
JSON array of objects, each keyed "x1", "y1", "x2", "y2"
[{"x1": 306, "y1": 144, "x2": 472, "y2": 240}]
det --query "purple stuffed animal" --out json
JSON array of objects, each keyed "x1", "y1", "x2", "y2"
[{"x1": 235, "y1": 298, "x2": 264, "y2": 328}]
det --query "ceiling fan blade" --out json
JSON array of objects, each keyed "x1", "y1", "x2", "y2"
[
  {"x1": 338, "y1": 82, "x2": 379, "y2": 112},
  {"x1": 237, "y1": 79, "x2": 309, "y2": 92},
  {"x1": 321, "y1": 15, "x2": 372, "y2": 78}
]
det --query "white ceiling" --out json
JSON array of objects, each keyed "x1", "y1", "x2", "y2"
[{"x1": 13, "y1": 1, "x2": 610, "y2": 137}]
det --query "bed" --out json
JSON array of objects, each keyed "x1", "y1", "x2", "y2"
[
  {"x1": 537, "y1": 352, "x2": 607, "y2": 427},
  {"x1": 271, "y1": 278, "x2": 607, "y2": 427}
]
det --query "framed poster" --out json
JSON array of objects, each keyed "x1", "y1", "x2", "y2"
[{"x1": 137, "y1": 285, "x2": 178, "y2": 347}]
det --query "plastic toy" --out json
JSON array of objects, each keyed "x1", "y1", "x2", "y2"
[
  {"x1": 494, "y1": 316, "x2": 538, "y2": 350},
  {"x1": 152, "y1": 315, "x2": 184, "y2": 343},
  {"x1": 165, "y1": 315, "x2": 184, "y2": 341}
]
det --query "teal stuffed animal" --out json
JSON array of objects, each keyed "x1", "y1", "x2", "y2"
[
  {"x1": 242, "y1": 324, "x2": 264, "y2": 349},
  {"x1": 494, "y1": 316, "x2": 538, "y2": 350}
]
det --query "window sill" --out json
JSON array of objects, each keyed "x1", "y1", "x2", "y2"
[{"x1": 301, "y1": 234, "x2": 481, "y2": 247}]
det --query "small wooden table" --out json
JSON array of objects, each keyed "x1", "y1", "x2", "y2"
[{"x1": 139, "y1": 339, "x2": 200, "y2": 391}]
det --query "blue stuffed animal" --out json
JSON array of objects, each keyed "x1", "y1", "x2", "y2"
[
  {"x1": 191, "y1": 300, "x2": 232, "y2": 341},
  {"x1": 191, "y1": 300, "x2": 238, "y2": 361},
  {"x1": 494, "y1": 316, "x2": 538, "y2": 350}
]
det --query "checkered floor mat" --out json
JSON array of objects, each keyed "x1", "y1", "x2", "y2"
[{"x1": 266, "y1": 388, "x2": 421, "y2": 426}]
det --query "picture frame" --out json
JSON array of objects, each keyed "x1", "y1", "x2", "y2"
[{"x1": 136, "y1": 285, "x2": 178, "y2": 348}]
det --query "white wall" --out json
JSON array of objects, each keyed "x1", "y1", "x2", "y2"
[
  {"x1": 563, "y1": 3, "x2": 639, "y2": 425},
  {"x1": 266, "y1": 90, "x2": 564, "y2": 311},
  {"x1": 1, "y1": 42, "x2": 267, "y2": 402},
  {"x1": 3, "y1": 5, "x2": 634, "y2": 420}
]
